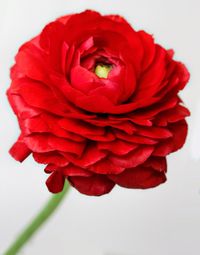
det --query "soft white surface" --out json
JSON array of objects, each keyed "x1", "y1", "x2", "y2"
[{"x1": 0, "y1": 0, "x2": 199, "y2": 254}]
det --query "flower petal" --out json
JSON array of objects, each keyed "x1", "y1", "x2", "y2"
[
  {"x1": 69, "y1": 174, "x2": 115, "y2": 196},
  {"x1": 109, "y1": 166, "x2": 166, "y2": 189},
  {"x1": 9, "y1": 139, "x2": 31, "y2": 162},
  {"x1": 110, "y1": 146, "x2": 154, "y2": 168},
  {"x1": 46, "y1": 171, "x2": 65, "y2": 193}
]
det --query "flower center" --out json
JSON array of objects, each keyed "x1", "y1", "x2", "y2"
[{"x1": 95, "y1": 64, "x2": 112, "y2": 78}]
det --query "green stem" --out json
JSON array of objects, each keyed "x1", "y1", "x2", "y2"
[{"x1": 3, "y1": 182, "x2": 70, "y2": 255}]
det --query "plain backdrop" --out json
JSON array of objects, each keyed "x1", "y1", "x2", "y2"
[{"x1": 0, "y1": 0, "x2": 200, "y2": 254}]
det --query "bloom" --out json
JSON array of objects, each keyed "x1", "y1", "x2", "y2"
[{"x1": 8, "y1": 10, "x2": 190, "y2": 196}]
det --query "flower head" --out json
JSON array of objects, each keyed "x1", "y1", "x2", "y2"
[{"x1": 8, "y1": 10, "x2": 190, "y2": 196}]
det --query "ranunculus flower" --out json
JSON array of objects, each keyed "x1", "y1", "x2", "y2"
[{"x1": 7, "y1": 10, "x2": 190, "y2": 196}]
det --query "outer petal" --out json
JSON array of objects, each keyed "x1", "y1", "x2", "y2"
[
  {"x1": 46, "y1": 171, "x2": 65, "y2": 193},
  {"x1": 138, "y1": 30, "x2": 155, "y2": 70},
  {"x1": 33, "y1": 152, "x2": 68, "y2": 167},
  {"x1": 89, "y1": 158, "x2": 125, "y2": 174},
  {"x1": 143, "y1": 156, "x2": 167, "y2": 172},
  {"x1": 98, "y1": 139, "x2": 137, "y2": 155},
  {"x1": 153, "y1": 120, "x2": 188, "y2": 156},
  {"x1": 63, "y1": 165, "x2": 92, "y2": 177},
  {"x1": 68, "y1": 174, "x2": 115, "y2": 196},
  {"x1": 110, "y1": 146, "x2": 154, "y2": 168},
  {"x1": 109, "y1": 166, "x2": 166, "y2": 189},
  {"x1": 24, "y1": 134, "x2": 85, "y2": 155},
  {"x1": 62, "y1": 144, "x2": 106, "y2": 167},
  {"x1": 9, "y1": 139, "x2": 31, "y2": 162}
]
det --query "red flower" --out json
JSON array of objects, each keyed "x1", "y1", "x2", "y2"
[{"x1": 7, "y1": 10, "x2": 190, "y2": 196}]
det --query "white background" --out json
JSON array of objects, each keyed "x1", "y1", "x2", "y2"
[{"x1": 0, "y1": 0, "x2": 200, "y2": 254}]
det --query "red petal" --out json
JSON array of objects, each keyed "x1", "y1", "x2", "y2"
[
  {"x1": 132, "y1": 97, "x2": 178, "y2": 120},
  {"x1": 138, "y1": 30, "x2": 156, "y2": 70},
  {"x1": 44, "y1": 164, "x2": 60, "y2": 173},
  {"x1": 85, "y1": 118, "x2": 136, "y2": 134},
  {"x1": 9, "y1": 139, "x2": 31, "y2": 162},
  {"x1": 63, "y1": 165, "x2": 92, "y2": 177},
  {"x1": 62, "y1": 144, "x2": 106, "y2": 167},
  {"x1": 46, "y1": 171, "x2": 65, "y2": 193},
  {"x1": 70, "y1": 65, "x2": 101, "y2": 93},
  {"x1": 89, "y1": 157, "x2": 125, "y2": 174},
  {"x1": 136, "y1": 126, "x2": 172, "y2": 139},
  {"x1": 59, "y1": 118, "x2": 104, "y2": 136},
  {"x1": 33, "y1": 152, "x2": 68, "y2": 167},
  {"x1": 155, "y1": 104, "x2": 190, "y2": 126},
  {"x1": 143, "y1": 157, "x2": 167, "y2": 172},
  {"x1": 105, "y1": 15, "x2": 131, "y2": 25},
  {"x1": 115, "y1": 130, "x2": 157, "y2": 145},
  {"x1": 98, "y1": 140, "x2": 137, "y2": 155},
  {"x1": 109, "y1": 166, "x2": 166, "y2": 189},
  {"x1": 7, "y1": 92, "x2": 40, "y2": 119},
  {"x1": 132, "y1": 45, "x2": 167, "y2": 100},
  {"x1": 153, "y1": 120, "x2": 188, "y2": 156},
  {"x1": 57, "y1": 14, "x2": 73, "y2": 24},
  {"x1": 21, "y1": 114, "x2": 85, "y2": 142},
  {"x1": 16, "y1": 43, "x2": 48, "y2": 81},
  {"x1": 176, "y1": 62, "x2": 190, "y2": 90},
  {"x1": 69, "y1": 175, "x2": 115, "y2": 196},
  {"x1": 14, "y1": 78, "x2": 69, "y2": 116},
  {"x1": 79, "y1": 36, "x2": 94, "y2": 54},
  {"x1": 39, "y1": 21, "x2": 67, "y2": 72},
  {"x1": 24, "y1": 134, "x2": 85, "y2": 155},
  {"x1": 110, "y1": 146, "x2": 154, "y2": 168}
]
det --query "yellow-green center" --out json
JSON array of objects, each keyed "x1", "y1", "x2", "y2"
[{"x1": 95, "y1": 64, "x2": 112, "y2": 78}]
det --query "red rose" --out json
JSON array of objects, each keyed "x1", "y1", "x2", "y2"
[{"x1": 7, "y1": 10, "x2": 190, "y2": 196}]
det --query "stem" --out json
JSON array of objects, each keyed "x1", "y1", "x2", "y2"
[{"x1": 3, "y1": 182, "x2": 70, "y2": 255}]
